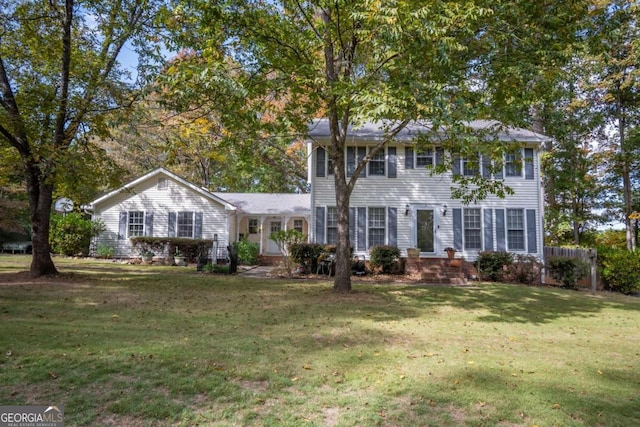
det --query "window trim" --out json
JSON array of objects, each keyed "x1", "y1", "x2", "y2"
[
  {"x1": 326, "y1": 207, "x2": 338, "y2": 244},
  {"x1": 506, "y1": 208, "x2": 526, "y2": 251},
  {"x1": 367, "y1": 207, "x2": 386, "y2": 248},
  {"x1": 462, "y1": 155, "x2": 480, "y2": 177},
  {"x1": 248, "y1": 218, "x2": 259, "y2": 234},
  {"x1": 463, "y1": 208, "x2": 483, "y2": 250},
  {"x1": 127, "y1": 211, "x2": 145, "y2": 238},
  {"x1": 504, "y1": 149, "x2": 523, "y2": 178},
  {"x1": 177, "y1": 211, "x2": 195, "y2": 238},
  {"x1": 368, "y1": 147, "x2": 386, "y2": 176},
  {"x1": 415, "y1": 147, "x2": 434, "y2": 168}
]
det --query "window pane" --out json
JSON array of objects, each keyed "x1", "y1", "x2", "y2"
[
  {"x1": 464, "y1": 209, "x2": 482, "y2": 250},
  {"x1": 505, "y1": 153, "x2": 521, "y2": 177},
  {"x1": 177, "y1": 212, "x2": 194, "y2": 238},
  {"x1": 416, "y1": 149, "x2": 433, "y2": 167},
  {"x1": 128, "y1": 211, "x2": 144, "y2": 237},
  {"x1": 327, "y1": 207, "x2": 337, "y2": 244},
  {"x1": 368, "y1": 207, "x2": 385, "y2": 247},
  {"x1": 463, "y1": 157, "x2": 480, "y2": 176},
  {"x1": 506, "y1": 209, "x2": 525, "y2": 250},
  {"x1": 294, "y1": 219, "x2": 303, "y2": 232},
  {"x1": 369, "y1": 150, "x2": 385, "y2": 175},
  {"x1": 248, "y1": 218, "x2": 258, "y2": 234}
]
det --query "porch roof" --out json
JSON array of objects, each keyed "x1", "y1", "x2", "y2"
[{"x1": 213, "y1": 193, "x2": 311, "y2": 216}]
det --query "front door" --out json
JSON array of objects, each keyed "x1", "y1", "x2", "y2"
[
  {"x1": 266, "y1": 220, "x2": 282, "y2": 254},
  {"x1": 416, "y1": 209, "x2": 435, "y2": 253}
]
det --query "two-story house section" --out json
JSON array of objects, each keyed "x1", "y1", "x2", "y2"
[{"x1": 307, "y1": 119, "x2": 550, "y2": 261}]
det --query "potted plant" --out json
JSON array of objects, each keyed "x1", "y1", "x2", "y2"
[
  {"x1": 445, "y1": 247, "x2": 456, "y2": 260},
  {"x1": 141, "y1": 249, "x2": 155, "y2": 263},
  {"x1": 174, "y1": 249, "x2": 185, "y2": 265},
  {"x1": 406, "y1": 248, "x2": 420, "y2": 258}
]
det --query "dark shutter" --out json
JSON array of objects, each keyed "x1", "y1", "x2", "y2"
[
  {"x1": 388, "y1": 207, "x2": 397, "y2": 246},
  {"x1": 315, "y1": 206, "x2": 325, "y2": 244},
  {"x1": 388, "y1": 147, "x2": 397, "y2": 178},
  {"x1": 453, "y1": 208, "x2": 463, "y2": 250},
  {"x1": 346, "y1": 147, "x2": 355, "y2": 177},
  {"x1": 436, "y1": 147, "x2": 444, "y2": 166},
  {"x1": 194, "y1": 212, "x2": 203, "y2": 239},
  {"x1": 316, "y1": 147, "x2": 326, "y2": 178},
  {"x1": 118, "y1": 211, "x2": 127, "y2": 240},
  {"x1": 168, "y1": 212, "x2": 176, "y2": 237},
  {"x1": 452, "y1": 155, "x2": 461, "y2": 176},
  {"x1": 357, "y1": 207, "x2": 367, "y2": 251},
  {"x1": 349, "y1": 207, "x2": 356, "y2": 246},
  {"x1": 483, "y1": 209, "x2": 493, "y2": 251},
  {"x1": 527, "y1": 209, "x2": 537, "y2": 253},
  {"x1": 405, "y1": 147, "x2": 414, "y2": 169},
  {"x1": 144, "y1": 212, "x2": 154, "y2": 236},
  {"x1": 482, "y1": 155, "x2": 492, "y2": 179},
  {"x1": 495, "y1": 209, "x2": 506, "y2": 251},
  {"x1": 358, "y1": 147, "x2": 367, "y2": 178},
  {"x1": 525, "y1": 148, "x2": 534, "y2": 180}
]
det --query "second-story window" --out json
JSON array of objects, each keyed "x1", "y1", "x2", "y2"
[
  {"x1": 416, "y1": 148, "x2": 434, "y2": 167},
  {"x1": 369, "y1": 149, "x2": 385, "y2": 176},
  {"x1": 505, "y1": 151, "x2": 522, "y2": 177},
  {"x1": 463, "y1": 155, "x2": 480, "y2": 176}
]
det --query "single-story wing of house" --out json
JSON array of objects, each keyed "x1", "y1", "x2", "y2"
[{"x1": 86, "y1": 168, "x2": 310, "y2": 260}]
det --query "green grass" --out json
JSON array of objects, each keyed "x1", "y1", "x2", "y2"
[{"x1": 1, "y1": 254, "x2": 639, "y2": 426}]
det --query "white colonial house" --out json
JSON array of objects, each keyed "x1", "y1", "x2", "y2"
[
  {"x1": 307, "y1": 119, "x2": 549, "y2": 262},
  {"x1": 86, "y1": 168, "x2": 310, "y2": 259}
]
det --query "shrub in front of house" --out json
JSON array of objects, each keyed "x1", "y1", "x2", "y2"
[
  {"x1": 50, "y1": 213, "x2": 105, "y2": 256},
  {"x1": 477, "y1": 251, "x2": 514, "y2": 282},
  {"x1": 130, "y1": 237, "x2": 212, "y2": 262},
  {"x1": 369, "y1": 245, "x2": 401, "y2": 274},
  {"x1": 290, "y1": 243, "x2": 325, "y2": 274},
  {"x1": 508, "y1": 254, "x2": 543, "y2": 285},
  {"x1": 237, "y1": 239, "x2": 259, "y2": 265},
  {"x1": 546, "y1": 256, "x2": 589, "y2": 290},
  {"x1": 598, "y1": 247, "x2": 640, "y2": 295}
]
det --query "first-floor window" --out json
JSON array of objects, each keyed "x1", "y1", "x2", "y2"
[
  {"x1": 293, "y1": 219, "x2": 303, "y2": 233},
  {"x1": 177, "y1": 211, "x2": 194, "y2": 238},
  {"x1": 248, "y1": 218, "x2": 259, "y2": 234},
  {"x1": 128, "y1": 211, "x2": 144, "y2": 237},
  {"x1": 326, "y1": 207, "x2": 338, "y2": 244},
  {"x1": 506, "y1": 209, "x2": 525, "y2": 250},
  {"x1": 368, "y1": 207, "x2": 386, "y2": 247},
  {"x1": 464, "y1": 208, "x2": 482, "y2": 250}
]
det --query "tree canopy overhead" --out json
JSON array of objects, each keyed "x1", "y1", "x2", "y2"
[
  {"x1": 0, "y1": 0, "x2": 165, "y2": 276},
  {"x1": 165, "y1": 0, "x2": 589, "y2": 291}
]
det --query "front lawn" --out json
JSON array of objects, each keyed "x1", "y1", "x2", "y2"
[{"x1": 0, "y1": 255, "x2": 639, "y2": 426}]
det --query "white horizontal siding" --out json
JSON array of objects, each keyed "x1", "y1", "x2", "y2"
[
  {"x1": 311, "y1": 144, "x2": 544, "y2": 259},
  {"x1": 92, "y1": 176, "x2": 228, "y2": 257}
]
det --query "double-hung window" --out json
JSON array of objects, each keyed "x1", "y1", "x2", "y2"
[
  {"x1": 293, "y1": 219, "x2": 303, "y2": 233},
  {"x1": 368, "y1": 207, "x2": 386, "y2": 247},
  {"x1": 416, "y1": 148, "x2": 434, "y2": 168},
  {"x1": 463, "y1": 155, "x2": 480, "y2": 176},
  {"x1": 506, "y1": 209, "x2": 525, "y2": 250},
  {"x1": 326, "y1": 207, "x2": 338, "y2": 244},
  {"x1": 369, "y1": 149, "x2": 385, "y2": 176},
  {"x1": 464, "y1": 208, "x2": 482, "y2": 250},
  {"x1": 505, "y1": 151, "x2": 522, "y2": 177},
  {"x1": 248, "y1": 218, "x2": 259, "y2": 234},
  {"x1": 177, "y1": 211, "x2": 194, "y2": 238},
  {"x1": 128, "y1": 211, "x2": 144, "y2": 237}
]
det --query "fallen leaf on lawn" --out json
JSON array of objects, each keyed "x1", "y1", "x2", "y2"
[
  {"x1": 112, "y1": 314, "x2": 119, "y2": 320},
  {"x1": 303, "y1": 365, "x2": 312, "y2": 370},
  {"x1": 553, "y1": 403, "x2": 560, "y2": 409},
  {"x1": 598, "y1": 369, "x2": 603, "y2": 375},
  {"x1": 48, "y1": 371, "x2": 58, "y2": 379},
  {"x1": 468, "y1": 361, "x2": 475, "y2": 365},
  {"x1": 454, "y1": 379, "x2": 460, "y2": 384},
  {"x1": 291, "y1": 377, "x2": 298, "y2": 382}
]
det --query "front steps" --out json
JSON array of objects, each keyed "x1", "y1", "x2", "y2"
[{"x1": 405, "y1": 257, "x2": 476, "y2": 285}]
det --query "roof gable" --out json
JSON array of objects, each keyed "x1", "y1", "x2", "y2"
[{"x1": 88, "y1": 167, "x2": 233, "y2": 209}]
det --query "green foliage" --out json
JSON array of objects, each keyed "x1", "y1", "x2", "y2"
[
  {"x1": 49, "y1": 213, "x2": 105, "y2": 256},
  {"x1": 546, "y1": 256, "x2": 589, "y2": 290},
  {"x1": 477, "y1": 251, "x2": 514, "y2": 282},
  {"x1": 598, "y1": 248, "x2": 640, "y2": 295},
  {"x1": 130, "y1": 237, "x2": 212, "y2": 261},
  {"x1": 236, "y1": 239, "x2": 259, "y2": 265},
  {"x1": 369, "y1": 245, "x2": 401, "y2": 274},
  {"x1": 269, "y1": 229, "x2": 307, "y2": 275},
  {"x1": 595, "y1": 229, "x2": 627, "y2": 249},
  {"x1": 96, "y1": 244, "x2": 115, "y2": 259},
  {"x1": 508, "y1": 254, "x2": 543, "y2": 285},
  {"x1": 290, "y1": 243, "x2": 325, "y2": 274}
]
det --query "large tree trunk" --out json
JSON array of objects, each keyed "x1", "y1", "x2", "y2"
[
  {"x1": 25, "y1": 165, "x2": 57, "y2": 277},
  {"x1": 333, "y1": 171, "x2": 352, "y2": 293}
]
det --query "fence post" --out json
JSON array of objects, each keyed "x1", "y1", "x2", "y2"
[{"x1": 588, "y1": 248, "x2": 597, "y2": 294}]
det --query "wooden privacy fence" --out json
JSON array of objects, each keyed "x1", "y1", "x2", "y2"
[{"x1": 544, "y1": 246, "x2": 598, "y2": 293}]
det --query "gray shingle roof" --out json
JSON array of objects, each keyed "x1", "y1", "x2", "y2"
[
  {"x1": 307, "y1": 118, "x2": 550, "y2": 143},
  {"x1": 213, "y1": 193, "x2": 310, "y2": 215}
]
